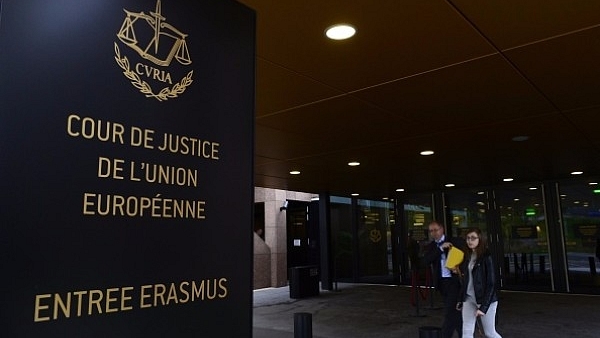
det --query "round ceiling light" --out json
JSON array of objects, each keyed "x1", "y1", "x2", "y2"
[
  {"x1": 325, "y1": 24, "x2": 356, "y2": 40},
  {"x1": 420, "y1": 150, "x2": 434, "y2": 156}
]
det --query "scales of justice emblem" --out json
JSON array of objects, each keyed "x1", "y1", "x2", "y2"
[{"x1": 114, "y1": 0, "x2": 193, "y2": 101}]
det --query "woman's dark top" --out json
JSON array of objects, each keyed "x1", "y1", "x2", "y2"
[{"x1": 459, "y1": 250, "x2": 498, "y2": 314}]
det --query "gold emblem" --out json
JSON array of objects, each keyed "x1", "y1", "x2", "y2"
[
  {"x1": 114, "y1": 0, "x2": 193, "y2": 101},
  {"x1": 369, "y1": 229, "x2": 382, "y2": 243}
]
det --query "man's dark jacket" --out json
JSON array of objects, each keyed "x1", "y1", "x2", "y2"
[{"x1": 422, "y1": 236, "x2": 465, "y2": 288}]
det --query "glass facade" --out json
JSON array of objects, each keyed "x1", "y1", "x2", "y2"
[
  {"x1": 559, "y1": 178, "x2": 600, "y2": 294},
  {"x1": 330, "y1": 197, "x2": 354, "y2": 281},
  {"x1": 274, "y1": 178, "x2": 600, "y2": 295},
  {"x1": 445, "y1": 189, "x2": 489, "y2": 237},
  {"x1": 329, "y1": 196, "x2": 395, "y2": 284},
  {"x1": 357, "y1": 199, "x2": 394, "y2": 283},
  {"x1": 495, "y1": 184, "x2": 552, "y2": 292}
]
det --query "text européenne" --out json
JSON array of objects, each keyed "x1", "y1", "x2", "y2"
[{"x1": 82, "y1": 192, "x2": 206, "y2": 220}]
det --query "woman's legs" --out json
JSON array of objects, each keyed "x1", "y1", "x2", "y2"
[
  {"x1": 480, "y1": 301, "x2": 502, "y2": 338},
  {"x1": 461, "y1": 297, "x2": 478, "y2": 338}
]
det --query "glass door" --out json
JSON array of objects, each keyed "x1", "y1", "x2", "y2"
[
  {"x1": 494, "y1": 184, "x2": 552, "y2": 292},
  {"x1": 357, "y1": 199, "x2": 395, "y2": 284},
  {"x1": 444, "y1": 189, "x2": 503, "y2": 287},
  {"x1": 399, "y1": 193, "x2": 434, "y2": 288},
  {"x1": 558, "y1": 178, "x2": 600, "y2": 294},
  {"x1": 444, "y1": 189, "x2": 489, "y2": 237}
]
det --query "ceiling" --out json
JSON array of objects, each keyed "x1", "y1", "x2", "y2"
[{"x1": 238, "y1": 0, "x2": 600, "y2": 200}]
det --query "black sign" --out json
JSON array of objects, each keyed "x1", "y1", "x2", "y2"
[
  {"x1": 511, "y1": 225, "x2": 538, "y2": 239},
  {"x1": 0, "y1": 0, "x2": 255, "y2": 336}
]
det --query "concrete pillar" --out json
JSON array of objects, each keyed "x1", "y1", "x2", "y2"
[{"x1": 255, "y1": 187, "x2": 316, "y2": 288}]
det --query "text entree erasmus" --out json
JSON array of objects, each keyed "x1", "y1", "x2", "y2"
[{"x1": 34, "y1": 278, "x2": 228, "y2": 322}]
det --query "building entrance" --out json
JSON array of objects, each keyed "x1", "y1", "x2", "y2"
[{"x1": 396, "y1": 179, "x2": 600, "y2": 294}]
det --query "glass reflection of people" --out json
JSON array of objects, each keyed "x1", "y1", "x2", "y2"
[
  {"x1": 423, "y1": 221, "x2": 465, "y2": 338},
  {"x1": 457, "y1": 227, "x2": 502, "y2": 338},
  {"x1": 408, "y1": 230, "x2": 420, "y2": 272}
]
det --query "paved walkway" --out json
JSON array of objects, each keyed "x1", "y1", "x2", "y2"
[{"x1": 253, "y1": 283, "x2": 600, "y2": 337}]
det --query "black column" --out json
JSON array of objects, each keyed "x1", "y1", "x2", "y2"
[
  {"x1": 351, "y1": 197, "x2": 360, "y2": 282},
  {"x1": 318, "y1": 193, "x2": 334, "y2": 290},
  {"x1": 433, "y1": 192, "x2": 448, "y2": 233},
  {"x1": 543, "y1": 182, "x2": 569, "y2": 292},
  {"x1": 394, "y1": 197, "x2": 408, "y2": 284},
  {"x1": 486, "y1": 189, "x2": 505, "y2": 288}
]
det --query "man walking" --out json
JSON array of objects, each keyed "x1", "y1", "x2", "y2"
[{"x1": 423, "y1": 221, "x2": 465, "y2": 338}]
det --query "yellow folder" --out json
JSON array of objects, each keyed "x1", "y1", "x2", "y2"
[{"x1": 445, "y1": 246, "x2": 464, "y2": 269}]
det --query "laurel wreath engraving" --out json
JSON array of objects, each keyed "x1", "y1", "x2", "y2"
[{"x1": 114, "y1": 43, "x2": 193, "y2": 101}]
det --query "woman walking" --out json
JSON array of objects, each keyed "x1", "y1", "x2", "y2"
[{"x1": 457, "y1": 228, "x2": 502, "y2": 338}]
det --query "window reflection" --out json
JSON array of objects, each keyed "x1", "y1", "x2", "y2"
[
  {"x1": 559, "y1": 179, "x2": 600, "y2": 294},
  {"x1": 330, "y1": 196, "x2": 395, "y2": 284},
  {"x1": 496, "y1": 184, "x2": 551, "y2": 292}
]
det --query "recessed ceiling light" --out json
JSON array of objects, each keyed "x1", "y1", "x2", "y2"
[
  {"x1": 348, "y1": 161, "x2": 360, "y2": 166},
  {"x1": 512, "y1": 136, "x2": 529, "y2": 142},
  {"x1": 396, "y1": 188, "x2": 405, "y2": 192},
  {"x1": 503, "y1": 178, "x2": 514, "y2": 182},
  {"x1": 589, "y1": 182, "x2": 598, "y2": 185},
  {"x1": 325, "y1": 24, "x2": 356, "y2": 40},
  {"x1": 571, "y1": 171, "x2": 583, "y2": 175},
  {"x1": 351, "y1": 193, "x2": 359, "y2": 196},
  {"x1": 445, "y1": 183, "x2": 455, "y2": 187},
  {"x1": 289, "y1": 170, "x2": 301, "y2": 175},
  {"x1": 420, "y1": 150, "x2": 434, "y2": 156},
  {"x1": 529, "y1": 187, "x2": 538, "y2": 190}
]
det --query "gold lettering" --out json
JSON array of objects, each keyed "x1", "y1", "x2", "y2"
[
  {"x1": 66, "y1": 114, "x2": 124, "y2": 143},
  {"x1": 140, "y1": 285, "x2": 152, "y2": 308},
  {"x1": 166, "y1": 283, "x2": 179, "y2": 305},
  {"x1": 135, "y1": 63, "x2": 144, "y2": 76},
  {"x1": 153, "y1": 284, "x2": 166, "y2": 306},
  {"x1": 53, "y1": 292, "x2": 71, "y2": 319},
  {"x1": 105, "y1": 288, "x2": 119, "y2": 313},
  {"x1": 34, "y1": 294, "x2": 52, "y2": 322},
  {"x1": 73, "y1": 291, "x2": 86, "y2": 317},
  {"x1": 179, "y1": 281, "x2": 190, "y2": 303},
  {"x1": 66, "y1": 114, "x2": 81, "y2": 137},
  {"x1": 130, "y1": 161, "x2": 141, "y2": 182},
  {"x1": 88, "y1": 290, "x2": 104, "y2": 315},
  {"x1": 97, "y1": 157, "x2": 124, "y2": 180},
  {"x1": 33, "y1": 280, "x2": 228, "y2": 322},
  {"x1": 218, "y1": 278, "x2": 228, "y2": 298},
  {"x1": 121, "y1": 286, "x2": 134, "y2": 311}
]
